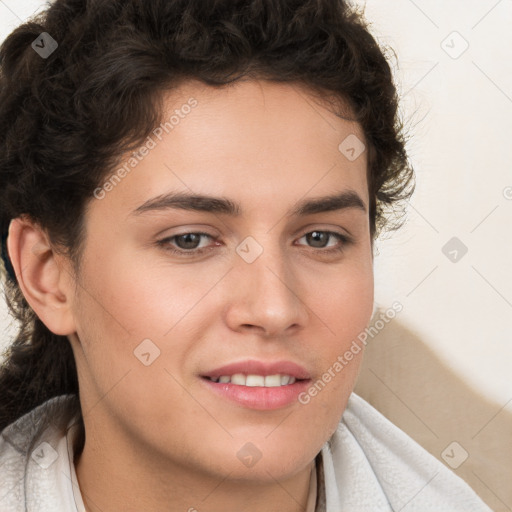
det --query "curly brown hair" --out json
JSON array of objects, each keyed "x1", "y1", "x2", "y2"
[{"x1": 0, "y1": 0, "x2": 414, "y2": 432}]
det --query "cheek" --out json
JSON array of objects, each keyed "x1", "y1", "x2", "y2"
[
  {"x1": 70, "y1": 247, "x2": 217, "y2": 414},
  {"x1": 70, "y1": 269, "x2": 205, "y2": 451},
  {"x1": 314, "y1": 257, "x2": 374, "y2": 343},
  {"x1": 310, "y1": 262, "x2": 373, "y2": 399},
  {"x1": 77, "y1": 242, "x2": 204, "y2": 339}
]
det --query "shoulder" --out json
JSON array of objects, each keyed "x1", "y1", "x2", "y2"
[
  {"x1": 322, "y1": 392, "x2": 493, "y2": 511},
  {"x1": 0, "y1": 394, "x2": 80, "y2": 512}
]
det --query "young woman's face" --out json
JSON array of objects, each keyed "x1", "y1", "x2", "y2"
[{"x1": 68, "y1": 79, "x2": 374, "y2": 483}]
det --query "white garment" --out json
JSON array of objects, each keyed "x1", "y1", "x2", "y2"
[{"x1": 0, "y1": 392, "x2": 492, "y2": 512}]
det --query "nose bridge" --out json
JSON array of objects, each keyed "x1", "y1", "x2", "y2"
[{"x1": 227, "y1": 234, "x2": 308, "y2": 335}]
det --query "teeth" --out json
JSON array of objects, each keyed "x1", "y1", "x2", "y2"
[
  {"x1": 246, "y1": 375, "x2": 265, "y2": 387},
  {"x1": 264, "y1": 375, "x2": 282, "y2": 387},
  {"x1": 208, "y1": 374, "x2": 298, "y2": 387},
  {"x1": 231, "y1": 373, "x2": 246, "y2": 385}
]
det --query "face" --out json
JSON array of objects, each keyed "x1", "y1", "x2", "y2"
[{"x1": 67, "y1": 79, "x2": 374, "y2": 483}]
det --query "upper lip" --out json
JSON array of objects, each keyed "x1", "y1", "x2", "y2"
[{"x1": 201, "y1": 360, "x2": 311, "y2": 380}]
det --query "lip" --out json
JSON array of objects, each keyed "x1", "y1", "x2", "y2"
[
  {"x1": 201, "y1": 359, "x2": 311, "y2": 380},
  {"x1": 200, "y1": 376, "x2": 311, "y2": 410},
  {"x1": 199, "y1": 359, "x2": 312, "y2": 410}
]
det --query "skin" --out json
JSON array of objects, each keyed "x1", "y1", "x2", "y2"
[{"x1": 8, "y1": 79, "x2": 374, "y2": 512}]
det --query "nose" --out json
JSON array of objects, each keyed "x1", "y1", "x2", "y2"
[{"x1": 223, "y1": 240, "x2": 309, "y2": 337}]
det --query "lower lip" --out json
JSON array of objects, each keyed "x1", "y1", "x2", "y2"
[{"x1": 200, "y1": 377, "x2": 311, "y2": 410}]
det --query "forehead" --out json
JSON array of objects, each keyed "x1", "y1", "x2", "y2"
[
  {"x1": 89, "y1": 79, "x2": 369, "y2": 222},
  {"x1": 161, "y1": 78, "x2": 364, "y2": 162}
]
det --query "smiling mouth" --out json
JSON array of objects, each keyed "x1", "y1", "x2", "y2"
[
  {"x1": 202, "y1": 373, "x2": 308, "y2": 387},
  {"x1": 200, "y1": 373, "x2": 311, "y2": 410}
]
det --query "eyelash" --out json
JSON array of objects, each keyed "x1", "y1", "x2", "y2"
[{"x1": 156, "y1": 230, "x2": 353, "y2": 257}]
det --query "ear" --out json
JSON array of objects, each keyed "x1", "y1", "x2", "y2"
[{"x1": 6, "y1": 216, "x2": 77, "y2": 336}]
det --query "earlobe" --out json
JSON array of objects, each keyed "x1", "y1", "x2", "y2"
[{"x1": 6, "y1": 217, "x2": 77, "y2": 336}]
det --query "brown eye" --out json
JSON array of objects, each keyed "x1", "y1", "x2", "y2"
[
  {"x1": 156, "y1": 232, "x2": 217, "y2": 256},
  {"x1": 305, "y1": 231, "x2": 330, "y2": 248},
  {"x1": 297, "y1": 230, "x2": 352, "y2": 253},
  {"x1": 173, "y1": 233, "x2": 204, "y2": 250}
]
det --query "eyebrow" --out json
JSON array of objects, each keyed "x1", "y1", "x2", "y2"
[{"x1": 130, "y1": 189, "x2": 367, "y2": 217}]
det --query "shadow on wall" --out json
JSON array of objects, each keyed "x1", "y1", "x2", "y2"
[{"x1": 354, "y1": 309, "x2": 512, "y2": 512}]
